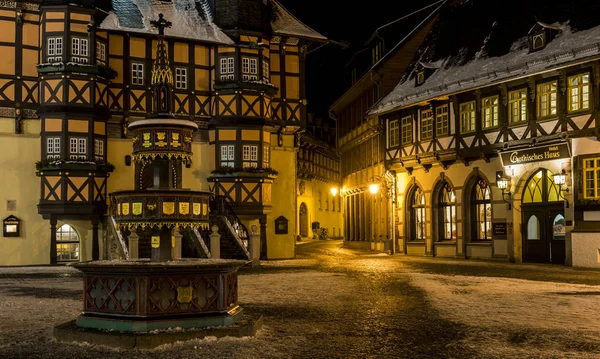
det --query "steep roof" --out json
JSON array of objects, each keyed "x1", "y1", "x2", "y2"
[
  {"x1": 369, "y1": 0, "x2": 600, "y2": 116},
  {"x1": 271, "y1": 0, "x2": 327, "y2": 41},
  {"x1": 100, "y1": 0, "x2": 233, "y2": 43},
  {"x1": 100, "y1": 0, "x2": 326, "y2": 44}
]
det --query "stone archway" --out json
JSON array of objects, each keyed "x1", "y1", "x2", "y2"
[{"x1": 299, "y1": 203, "x2": 308, "y2": 237}]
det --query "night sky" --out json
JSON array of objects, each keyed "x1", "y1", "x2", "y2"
[{"x1": 277, "y1": 0, "x2": 440, "y2": 122}]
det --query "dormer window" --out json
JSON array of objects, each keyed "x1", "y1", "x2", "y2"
[
  {"x1": 528, "y1": 21, "x2": 561, "y2": 53},
  {"x1": 416, "y1": 71, "x2": 425, "y2": 85},
  {"x1": 532, "y1": 33, "x2": 545, "y2": 50},
  {"x1": 415, "y1": 62, "x2": 438, "y2": 86}
]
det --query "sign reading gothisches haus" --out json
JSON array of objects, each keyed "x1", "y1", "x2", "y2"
[{"x1": 499, "y1": 143, "x2": 570, "y2": 166}]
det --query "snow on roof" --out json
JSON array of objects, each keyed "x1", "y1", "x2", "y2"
[
  {"x1": 100, "y1": 0, "x2": 233, "y2": 44},
  {"x1": 529, "y1": 21, "x2": 562, "y2": 33},
  {"x1": 270, "y1": 0, "x2": 327, "y2": 41},
  {"x1": 370, "y1": 23, "x2": 600, "y2": 116}
]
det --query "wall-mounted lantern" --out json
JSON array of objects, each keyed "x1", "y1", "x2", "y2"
[{"x1": 553, "y1": 169, "x2": 569, "y2": 208}]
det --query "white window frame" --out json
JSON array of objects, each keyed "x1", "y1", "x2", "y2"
[
  {"x1": 69, "y1": 138, "x2": 87, "y2": 160},
  {"x1": 95, "y1": 41, "x2": 106, "y2": 65},
  {"x1": 71, "y1": 37, "x2": 89, "y2": 63},
  {"x1": 243, "y1": 144, "x2": 258, "y2": 168},
  {"x1": 94, "y1": 139, "x2": 104, "y2": 161},
  {"x1": 220, "y1": 57, "x2": 235, "y2": 81},
  {"x1": 220, "y1": 144, "x2": 235, "y2": 167},
  {"x1": 46, "y1": 137, "x2": 61, "y2": 160},
  {"x1": 242, "y1": 57, "x2": 258, "y2": 81},
  {"x1": 47, "y1": 37, "x2": 63, "y2": 63},
  {"x1": 175, "y1": 67, "x2": 188, "y2": 89},
  {"x1": 132, "y1": 62, "x2": 144, "y2": 85}
]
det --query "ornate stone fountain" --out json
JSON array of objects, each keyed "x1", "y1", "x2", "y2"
[{"x1": 54, "y1": 15, "x2": 255, "y2": 346}]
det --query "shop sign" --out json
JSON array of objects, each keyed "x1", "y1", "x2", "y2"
[
  {"x1": 500, "y1": 143, "x2": 570, "y2": 166},
  {"x1": 493, "y1": 222, "x2": 507, "y2": 238}
]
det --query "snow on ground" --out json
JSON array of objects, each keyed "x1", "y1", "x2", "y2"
[{"x1": 408, "y1": 272, "x2": 600, "y2": 358}]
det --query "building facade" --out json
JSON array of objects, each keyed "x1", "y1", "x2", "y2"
[
  {"x1": 368, "y1": 0, "x2": 600, "y2": 267},
  {"x1": 330, "y1": 2, "x2": 443, "y2": 252},
  {"x1": 0, "y1": 0, "x2": 328, "y2": 265}
]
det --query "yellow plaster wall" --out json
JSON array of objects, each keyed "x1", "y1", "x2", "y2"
[
  {"x1": 174, "y1": 42, "x2": 189, "y2": 63},
  {"x1": 0, "y1": 20, "x2": 15, "y2": 43},
  {"x1": 266, "y1": 134, "x2": 296, "y2": 259},
  {"x1": 106, "y1": 139, "x2": 135, "y2": 193},
  {"x1": 194, "y1": 46, "x2": 209, "y2": 66},
  {"x1": 0, "y1": 45, "x2": 14, "y2": 75},
  {"x1": 298, "y1": 179, "x2": 344, "y2": 239},
  {"x1": 129, "y1": 37, "x2": 145, "y2": 58},
  {"x1": 22, "y1": 48, "x2": 38, "y2": 77},
  {"x1": 0, "y1": 135, "x2": 48, "y2": 265},
  {"x1": 182, "y1": 142, "x2": 211, "y2": 191},
  {"x1": 22, "y1": 23, "x2": 39, "y2": 47}
]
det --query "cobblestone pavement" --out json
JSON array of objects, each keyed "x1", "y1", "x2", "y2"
[{"x1": 1, "y1": 240, "x2": 600, "y2": 358}]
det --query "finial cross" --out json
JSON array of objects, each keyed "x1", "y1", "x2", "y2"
[{"x1": 150, "y1": 13, "x2": 172, "y2": 36}]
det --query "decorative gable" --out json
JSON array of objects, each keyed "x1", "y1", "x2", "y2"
[{"x1": 528, "y1": 21, "x2": 561, "y2": 53}]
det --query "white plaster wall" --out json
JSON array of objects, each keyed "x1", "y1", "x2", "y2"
[{"x1": 571, "y1": 232, "x2": 600, "y2": 268}]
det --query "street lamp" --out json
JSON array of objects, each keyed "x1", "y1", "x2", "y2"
[
  {"x1": 330, "y1": 187, "x2": 338, "y2": 197},
  {"x1": 369, "y1": 183, "x2": 380, "y2": 195},
  {"x1": 553, "y1": 169, "x2": 569, "y2": 208},
  {"x1": 496, "y1": 177, "x2": 511, "y2": 210}
]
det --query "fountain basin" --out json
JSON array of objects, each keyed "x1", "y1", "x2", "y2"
[{"x1": 74, "y1": 258, "x2": 249, "y2": 332}]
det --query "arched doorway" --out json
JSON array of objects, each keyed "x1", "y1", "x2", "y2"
[
  {"x1": 56, "y1": 224, "x2": 80, "y2": 262},
  {"x1": 299, "y1": 203, "x2": 308, "y2": 237},
  {"x1": 521, "y1": 168, "x2": 565, "y2": 264}
]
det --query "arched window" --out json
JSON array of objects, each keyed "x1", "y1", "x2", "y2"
[
  {"x1": 56, "y1": 224, "x2": 80, "y2": 262},
  {"x1": 473, "y1": 178, "x2": 492, "y2": 241},
  {"x1": 411, "y1": 188, "x2": 426, "y2": 241},
  {"x1": 439, "y1": 183, "x2": 457, "y2": 241},
  {"x1": 523, "y1": 169, "x2": 561, "y2": 204}
]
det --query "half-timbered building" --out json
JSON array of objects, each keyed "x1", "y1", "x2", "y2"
[
  {"x1": 0, "y1": 0, "x2": 327, "y2": 265},
  {"x1": 330, "y1": 2, "x2": 444, "y2": 252},
  {"x1": 369, "y1": 0, "x2": 600, "y2": 267}
]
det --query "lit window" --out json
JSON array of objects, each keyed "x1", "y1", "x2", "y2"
[
  {"x1": 435, "y1": 104, "x2": 449, "y2": 136},
  {"x1": 220, "y1": 57, "x2": 235, "y2": 81},
  {"x1": 94, "y1": 139, "x2": 104, "y2": 161},
  {"x1": 537, "y1": 81, "x2": 557, "y2": 118},
  {"x1": 584, "y1": 158, "x2": 600, "y2": 199},
  {"x1": 460, "y1": 101, "x2": 476, "y2": 133},
  {"x1": 532, "y1": 33, "x2": 545, "y2": 50},
  {"x1": 401, "y1": 116, "x2": 412, "y2": 145},
  {"x1": 568, "y1": 73, "x2": 590, "y2": 113},
  {"x1": 389, "y1": 119, "x2": 399, "y2": 147},
  {"x1": 47, "y1": 37, "x2": 63, "y2": 62},
  {"x1": 175, "y1": 67, "x2": 187, "y2": 89},
  {"x1": 411, "y1": 188, "x2": 426, "y2": 241},
  {"x1": 69, "y1": 137, "x2": 87, "y2": 160},
  {"x1": 56, "y1": 224, "x2": 80, "y2": 262},
  {"x1": 481, "y1": 95, "x2": 499, "y2": 129},
  {"x1": 220, "y1": 144, "x2": 235, "y2": 167},
  {"x1": 132, "y1": 63, "x2": 144, "y2": 85},
  {"x1": 474, "y1": 179, "x2": 492, "y2": 241},
  {"x1": 71, "y1": 38, "x2": 89, "y2": 63},
  {"x1": 95, "y1": 41, "x2": 106, "y2": 65},
  {"x1": 243, "y1": 144, "x2": 258, "y2": 168},
  {"x1": 439, "y1": 184, "x2": 456, "y2": 241},
  {"x1": 242, "y1": 57, "x2": 258, "y2": 81},
  {"x1": 262, "y1": 60, "x2": 269, "y2": 81},
  {"x1": 421, "y1": 109, "x2": 433, "y2": 140},
  {"x1": 47, "y1": 137, "x2": 61, "y2": 160},
  {"x1": 508, "y1": 89, "x2": 527, "y2": 123},
  {"x1": 263, "y1": 146, "x2": 270, "y2": 167}
]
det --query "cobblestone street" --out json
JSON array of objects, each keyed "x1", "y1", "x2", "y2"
[{"x1": 1, "y1": 240, "x2": 600, "y2": 358}]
